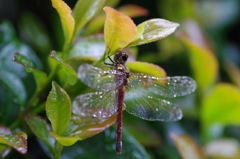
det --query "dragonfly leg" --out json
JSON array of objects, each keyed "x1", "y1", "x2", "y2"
[{"x1": 104, "y1": 51, "x2": 115, "y2": 66}]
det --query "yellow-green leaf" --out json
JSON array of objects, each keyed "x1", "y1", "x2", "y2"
[
  {"x1": 73, "y1": 0, "x2": 105, "y2": 37},
  {"x1": 0, "y1": 133, "x2": 27, "y2": 154},
  {"x1": 170, "y1": 133, "x2": 206, "y2": 159},
  {"x1": 82, "y1": 14, "x2": 106, "y2": 36},
  {"x1": 49, "y1": 131, "x2": 80, "y2": 146},
  {"x1": 127, "y1": 19, "x2": 179, "y2": 47},
  {"x1": 224, "y1": 62, "x2": 240, "y2": 87},
  {"x1": 181, "y1": 37, "x2": 218, "y2": 91},
  {"x1": 103, "y1": 6, "x2": 137, "y2": 54},
  {"x1": 201, "y1": 83, "x2": 240, "y2": 141},
  {"x1": 127, "y1": 62, "x2": 166, "y2": 77},
  {"x1": 15, "y1": 132, "x2": 27, "y2": 140},
  {"x1": 131, "y1": 22, "x2": 146, "y2": 44},
  {"x1": 51, "y1": 0, "x2": 74, "y2": 45},
  {"x1": 118, "y1": 4, "x2": 148, "y2": 18},
  {"x1": 83, "y1": 5, "x2": 147, "y2": 36},
  {"x1": 46, "y1": 81, "x2": 71, "y2": 135}
]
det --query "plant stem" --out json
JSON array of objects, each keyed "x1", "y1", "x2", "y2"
[
  {"x1": 25, "y1": 64, "x2": 59, "y2": 112},
  {"x1": 54, "y1": 142, "x2": 63, "y2": 159},
  {"x1": 62, "y1": 37, "x2": 73, "y2": 59},
  {"x1": 93, "y1": 54, "x2": 105, "y2": 66}
]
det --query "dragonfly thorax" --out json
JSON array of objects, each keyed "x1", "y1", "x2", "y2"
[{"x1": 114, "y1": 52, "x2": 128, "y2": 65}]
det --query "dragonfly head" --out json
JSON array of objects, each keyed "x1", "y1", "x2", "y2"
[{"x1": 114, "y1": 51, "x2": 128, "y2": 65}]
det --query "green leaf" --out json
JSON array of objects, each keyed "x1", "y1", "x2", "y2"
[
  {"x1": 18, "y1": 12, "x2": 52, "y2": 55},
  {"x1": 13, "y1": 53, "x2": 35, "y2": 68},
  {"x1": 73, "y1": 0, "x2": 106, "y2": 37},
  {"x1": 50, "y1": 51, "x2": 77, "y2": 87},
  {"x1": 104, "y1": 0, "x2": 120, "y2": 8},
  {"x1": 127, "y1": 61, "x2": 166, "y2": 77},
  {"x1": 13, "y1": 53, "x2": 47, "y2": 91},
  {"x1": 0, "y1": 126, "x2": 11, "y2": 158},
  {"x1": 0, "y1": 21, "x2": 41, "y2": 119},
  {"x1": 180, "y1": 37, "x2": 219, "y2": 91},
  {"x1": 51, "y1": 11, "x2": 65, "y2": 50},
  {"x1": 48, "y1": 112, "x2": 116, "y2": 146},
  {"x1": 0, "y1": 21, "x2": 16, "y2": 49},
  {"x1": 123, "y1": 119, "x2": 161, "y2": 147},
  {"x1": 61, "y1": 127, "x2": 150, "y2": 159},
  {"x1": 170, "y1": 133, "x2": 206, "y2": 159},
  {"x1": 0, "y1": 132, "x2": 27, "y2": 154},
  {"x1": 82, "y1": 14, "x2": 106, "y2": 36},
  {"x1": 0, "y1": 71, "x2": 26, "y2": 108},
  {"x1": 51, "y1": 0, "x2": 74, "y2": 45},
  {"x1": 201, "y1": 83, "x2": 240, "y2": 141},
  {"x1": 46, "y1": 81, "x2": 71, "y2": 135},
  {"x1": 0, "y1": 39, "x2": 42, "y2": 79},
  {"x1": 64, "y1": 113, "x2": 116, "y2": 140},
  {"x1": 25, "y1": 114, "x2": 55, "y2": 155},
  {"x1": 103, "y1": 6, "x2": 137, "y2": 54},
  {"x1": 67, "y1": 34, "x2": 105, "y2": 61},
  {"x1": 49, "y1": 131, "x2": 80, "y2": 146},
  {"x1": 127, "y1": 19, "x2": 179, "y2": 47},
  {"x1": 156, "y1": 35, "x2": 184, "y2": 62}
]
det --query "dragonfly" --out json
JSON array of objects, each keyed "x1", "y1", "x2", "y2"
[{"x1": 72, "y1": 51, "x2": 197, "y2": 154}]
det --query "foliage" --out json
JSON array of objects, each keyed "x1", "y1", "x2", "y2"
[{"x1": 0, "y1": 0, "x2": 240, "y2": 158}]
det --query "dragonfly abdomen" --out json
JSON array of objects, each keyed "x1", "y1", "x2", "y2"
[{"x1": 116, "y1": 88, "x2": 124, "y2": 154}]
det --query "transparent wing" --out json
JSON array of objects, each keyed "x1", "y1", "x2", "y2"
[
  {"x1": 128, "y1": 74, "x2": 197, "y2": 98},
  {"x1": 72, "y1": 90, "x2": 118, "y2": 119},
  {"x1": 78, "y1": 64, "x2": 118, "y2": 91},
  {"x1": 124, "y1": 85, "x2": 182, "y2": 121}
]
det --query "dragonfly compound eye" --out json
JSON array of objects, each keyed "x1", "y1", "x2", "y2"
[
  {"x1": 122, "y1": 54, "x2": 128, "y2": 62},
  {"x1": 114, "y1": 52, "x2": 128, "y2": 64}
]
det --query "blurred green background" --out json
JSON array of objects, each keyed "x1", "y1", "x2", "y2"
[{"x1": 1, "y1": 0, "x2": 240, "y2": 159}]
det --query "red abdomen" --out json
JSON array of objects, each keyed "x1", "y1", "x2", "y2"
[{"x1": 116, "y1": 88, "x2": 124, "y2": 154}]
